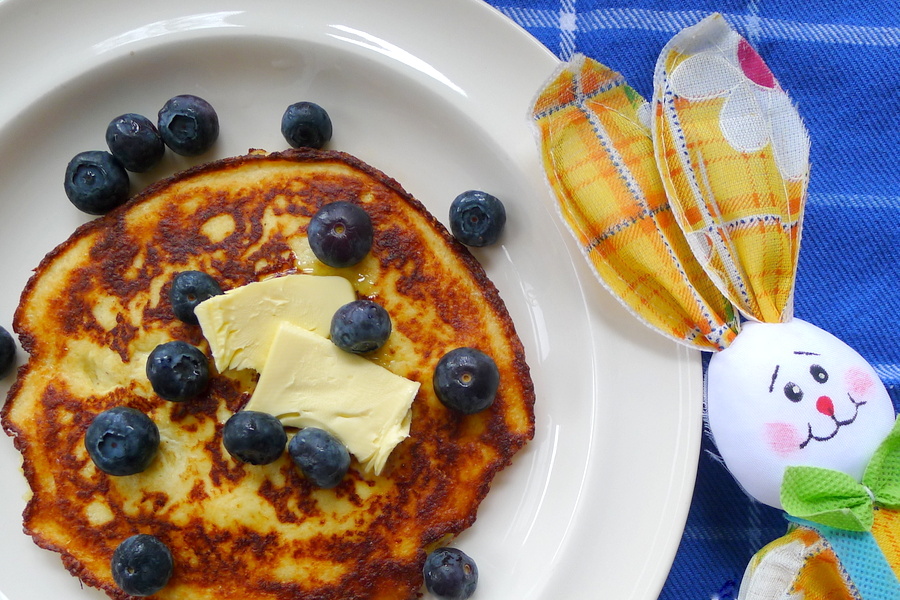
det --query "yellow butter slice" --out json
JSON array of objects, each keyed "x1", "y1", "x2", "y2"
[
  {"x1": 195, "y1": 274, "x2": 355, "y2": 372},
  {"x1": 245, "y1": 322, "x2": 419, "y2": 475}
]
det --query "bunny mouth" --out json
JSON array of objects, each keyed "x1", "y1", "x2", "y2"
[{"x1": 799, "y1": 395, "x2": 865, "y2": 449}]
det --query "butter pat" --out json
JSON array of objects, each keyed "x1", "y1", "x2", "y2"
[
  {"x1": 245, "y1": 322, "x2": 419, "y2": 475},
  {"x1": 195, "y1": 274, "x2": 355, "y2": 372}
]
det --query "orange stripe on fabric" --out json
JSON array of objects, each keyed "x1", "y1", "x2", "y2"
[
  {"x1": 534, "y1": 56, "x2": 738, "y2": 350},
  {"x1": 654, "y1": 67, "x2": 801, "y2": 323}
]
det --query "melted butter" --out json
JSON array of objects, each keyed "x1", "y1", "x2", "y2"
[{"x1": 288, "y1": 236, "x2": 377, "y2": 296}]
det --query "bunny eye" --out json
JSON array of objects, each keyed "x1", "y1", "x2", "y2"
[
  {"x1": 810, "y1": 364, "x2": 828, "y2": 383},
  {"x1": 783, "y1": 382, "x2": 803, "y2": 402}
]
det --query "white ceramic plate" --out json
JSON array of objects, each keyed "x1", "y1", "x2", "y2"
[{"x1": 0, "y1": 1, "x2": 701, "y2": 599}]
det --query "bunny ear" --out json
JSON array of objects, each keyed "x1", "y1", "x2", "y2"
[
  {"x1": 531, "y1": 54, "x2": 739, "y2": 351},
  {"x1": 652, "y1": 13, "x2": 810, "y2": 324}
]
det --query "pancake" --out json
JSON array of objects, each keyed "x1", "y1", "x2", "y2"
[{"x1": 1, "y1": 148, "x2": 535, "y2": 600}]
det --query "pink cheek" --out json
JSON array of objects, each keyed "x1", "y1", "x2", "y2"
[
  {"x1": 845, "y1": 367, "x2": 875, "y2": 398},
  {"x1": 764, "y1": 422, "x2": 802, "y2": 458}
]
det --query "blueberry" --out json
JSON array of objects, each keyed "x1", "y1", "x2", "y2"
[
  {"x1": 169, "y1": 271, "x2": 223, "y2": 325},
  {"x1": 0, "y1": 326, "x2": 15, "y2": 379},
  {"x1": 307, "y1": 201, "x2": 373, "y2": 268},
  {"x1": 84, "y1": 407, "x2": 160, "y2": 476},
  {"x1": 288, "y1": 427, "x2": 350, "y2": 489},
  {"x1": 423, "y1": 547, "x2": 478, "y2": 600},
  {"x1": 146, "y1": 341, "x2": 209, "y2": 402},
  {"x1": 111, "y1": 534, "x2": 174, "y2": 597},
  {"x1": 105, "y1": 113, "x2": 165, "y2": 172},
  {"x1": 448, "y1": 190, "x2": 506, "y2": 247},
  {"x1": 64, "y1": 150, "x2": 130, "y2": 215},
  {"x1": 281, "y1": 101, "x2": 333, "y2": 149},
  {"x1": 157, "y1": 94, "x2": 219, "y2": 156},
  {"x1": 223, "y1": 411, "x2": 287, "y2": 465},
  {"x1": 433, "y1": 347, "x2": 499, "y2": 414},
  {"x1": 330, "y1": 300, "x2": 391, "y2": 354}
]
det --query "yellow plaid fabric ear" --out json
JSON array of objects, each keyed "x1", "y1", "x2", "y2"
[
  {"x1": 531, "y1": 54, "x2": 738, "y2": 351},
  {"x1": 652, "y1": 14, "x2": 810, "y2": 324}
]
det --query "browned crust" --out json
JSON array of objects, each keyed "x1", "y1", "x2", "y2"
[{"x1": 2, "y1": 148, "x2": 535, "y2": 600}]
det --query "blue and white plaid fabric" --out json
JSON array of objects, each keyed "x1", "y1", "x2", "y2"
[{"x1": 483, "y1": 1, "x2": 900, "y2": 598}]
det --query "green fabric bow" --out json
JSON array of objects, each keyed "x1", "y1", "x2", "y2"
[{"x1": 781, "y1": 418, "x2": 900, "y2": 532}]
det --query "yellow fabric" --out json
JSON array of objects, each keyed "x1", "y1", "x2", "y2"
[
  {"x1": 652, "y1": 25, "x2": 808, "y2": 324},
  {"x1": 532, "y1": 55, "x2": 738, "y2": 351},
  {"x1": 531, "y1": 15, "x2": 809, "y2": 348},
  {"x1": 746, "y1": 510, "x2": 900, "y2": 599},
  {"x1": 873, "y1": 508, "x2": 900, "y2": 581}
]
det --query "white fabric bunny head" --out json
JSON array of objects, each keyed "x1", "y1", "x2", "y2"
[{"x1": 708, "y1": 319, "x2": 894, "y2": 508}]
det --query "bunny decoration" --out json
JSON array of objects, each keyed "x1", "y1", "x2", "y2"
[{"x1": 532, "y1": 13, "x2": 900, "y2": 600}]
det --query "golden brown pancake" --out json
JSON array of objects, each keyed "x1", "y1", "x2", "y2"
[{"x1": 1, "y1": 149, "x2": 535, "y2": 600}]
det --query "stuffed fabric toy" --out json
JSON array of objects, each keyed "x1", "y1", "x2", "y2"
[{"x1": 531, "y1": 13, "x2": 900, "y2": 600}]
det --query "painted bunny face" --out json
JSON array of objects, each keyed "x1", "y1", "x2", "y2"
[{"x1": 707, "y1": 319, "x2": 895, "y2": 509}]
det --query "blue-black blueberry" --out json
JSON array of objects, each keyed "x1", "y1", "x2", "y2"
[
  {"x1": 433, "y1": 347, "x2": 499, "y2": 414},
  {"x1": 281, "y1": 101, "x2": 333, "y2": 149},
  {"x1": 307, "y1": 201, "x2": 373, "y2": 268},
  {"x1": 423, "y1": 547, "x2": 479, "y2": 600},
  {"x1": 84, "y1": 406, "x2": 160, "y2": 476},
  {"x1": 105, "y1": 113, "x2": 165, "y2": 172},
  {"x1": 168, "y1": 270, "x2": 223, "y2": 325},
  {"x1": 288, "y1": 427, "x2": 350, "y2": 489},
  {"x1": 448, "y1": 190, "x2": 506, "y2": 247},
  {"x1": 330, "y1": 299, "x2": 392, "y2": 355},
  {"x1": 157, "y1": 94, "x2": 219, "y2": 156},
  {"x1": 64, "y1": 150, "x2": 130, "y2": 215},
  {"x1": 146, "y1": 340, "x2": 209, "y2": 402},
  {"x1": 223, "y1": 411, "x2": 287, "y2": 465},
  {"x1": 0, "y1": 326, "x2": 15, "y2": 378},
  {"x1": 111, "y1": 534, "x2": 174, "y2": 597}
]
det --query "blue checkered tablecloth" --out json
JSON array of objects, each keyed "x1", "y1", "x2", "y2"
[{"x1": 482, "y1": 1, "x2": 900, "y2": 598}]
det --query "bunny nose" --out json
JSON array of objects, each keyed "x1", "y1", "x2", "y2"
[{"x1": 816, "y1": 396, "x2": 835, "y2": 417}]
